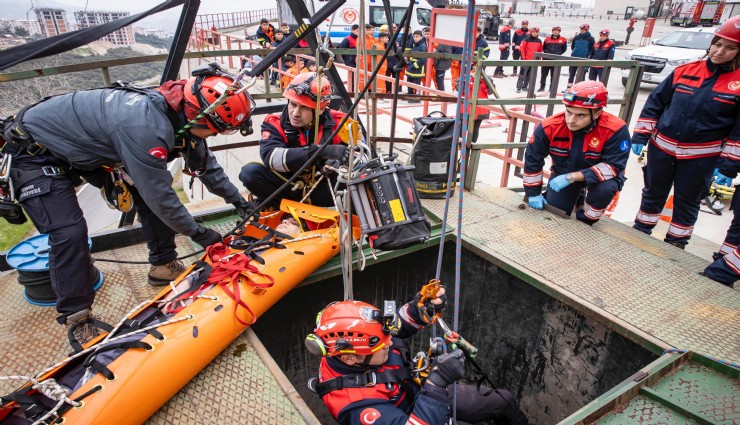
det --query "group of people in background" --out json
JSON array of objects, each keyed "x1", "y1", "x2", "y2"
[{"x1": 494, "y1": 19, "x2": 616, "y2": 93}]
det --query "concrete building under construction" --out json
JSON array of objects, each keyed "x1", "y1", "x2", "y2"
[
  {"x1": 74, "y1": 10, "x2": 135, "y2": 45},
  {"x1": 34, "y1": 8, "x2": 69, "y2": 38}
]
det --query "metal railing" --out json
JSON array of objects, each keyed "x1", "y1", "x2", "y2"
[{"x1": 0, "y1": 45, "x2": 643, "y2": 194}]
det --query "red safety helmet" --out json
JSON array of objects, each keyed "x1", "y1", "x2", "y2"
[
  {"x1": 552, "y1": 26, "x2": 561, "y2": 31},
  {"x1": 714, "y1": 15, "x2": 740, "y2": 44},
  {"x1": 284, "y1": 72, "x2": 333, "y2": 109},
  {"x1": 580, "y1": 23, "x2": 590, "y2": 30},
  {"x1": 562, "y1": 81, "x2": 608, "y2": 109},
  {"x1": 305, "y1": 300, "x2": 392, "y2": 357},
  {"x1": 599, "y1": 29, "x2": 610, "y2": 36},
  {"x1": 531, "y1": 27, "x2": 540, "y2": 33},
  {"x1": 184, "y1": 74, "x2": 252, "y2": 134},
  {"x1": 521, "y1": 20, "x2": 529, "y2": 26}
]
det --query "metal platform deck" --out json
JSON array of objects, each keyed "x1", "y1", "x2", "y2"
[
  {"x1": 421, "y1": 187, "x2": 739, "y2": 365},
  {"x1": 0, "y1": 228, "x2": 319, "y2": 425}
]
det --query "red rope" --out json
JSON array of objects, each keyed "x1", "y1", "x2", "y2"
[{"x1": 206, "y1": 243, "x2": 275, "y2": 325}]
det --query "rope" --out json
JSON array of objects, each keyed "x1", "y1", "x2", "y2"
[{"x1": 0, "y1": 376, "x2": 80, "y2": 425}]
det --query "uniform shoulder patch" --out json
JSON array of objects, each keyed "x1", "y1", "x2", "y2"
[
  {"x1": 149, "y1": 147, "x2": 167, "y2": 160},
  {"x1": 262, "y1": 130, "x2": 271, "y2": 139},
  {"x1": 360, "y1": 408, "x2": 381, "y2": 425},
  {"x1": 620, "y1": 140, "x2": 630, "y2": 152}
]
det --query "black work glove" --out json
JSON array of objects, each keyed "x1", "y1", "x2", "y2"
[
  {"x1": 190, "y1": 226, "x2": 222, "y2": 249},
  {"x1": 318, "y1": 144, "x2": 349, "y2": 163},
  {"x1": 233, "y1": 198, "x2": 259, "y2": 221},
  {"x1": 426, "y1": 349, "x2": 465, "y2": 388}
]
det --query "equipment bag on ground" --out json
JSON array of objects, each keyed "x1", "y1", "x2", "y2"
[{"x1": 410, "y1": 112, "x2": 457, "y2": 199}]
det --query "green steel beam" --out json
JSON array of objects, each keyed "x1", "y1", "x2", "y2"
[
  {"x1": 562, "y1": 352, "x2": 688, "y2": 424},
  {"x1": 640, "y1": 387, "x2": 716, "y2": 425}
]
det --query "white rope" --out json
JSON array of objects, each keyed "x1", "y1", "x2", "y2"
[{"x1": 0, "y1": 375, "x2": 79, "y2": 425}]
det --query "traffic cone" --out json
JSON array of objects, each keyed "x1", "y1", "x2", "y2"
[{"x1": 660, "y1": 195, "x2": 674, "y2": 222}]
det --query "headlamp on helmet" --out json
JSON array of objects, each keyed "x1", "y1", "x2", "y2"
[{"x1": 304, "y1": 300, "x2": 396, "y2": 357}]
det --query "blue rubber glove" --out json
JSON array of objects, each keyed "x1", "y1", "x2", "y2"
[
  {"x1": 632, "y1": 143, "x2": 645, "y2": 156},
  {"x1": 528, "y1": 195, "x2": 547, "y2": 209},
  {"x1": 549, "y1": 174, "x2": 570, "y2": 192},
  {"x1": 715, "y1": 171, "x2": 734, "y2": 187}
]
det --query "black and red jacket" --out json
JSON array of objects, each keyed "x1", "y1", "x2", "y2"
[
  {"x1": 318, "y1": 302, "x2": 450, "y2": 425},
  {"x1": 589, "y1": 38, "x2": 615, "y2": 68},
  {"x1": 543, "y1": 35, "x2": 567, "y2": 56},
  {"x1": 512, "y1": 28, "x2": 529, "y2": 49},
  {"x1": 259, "y1": 106, "x2": 344, "y2": 173},
  {"x1": 633, "y1": 60, "x2": 740, "y2": 160},
  {"x1": 523, "y1": 110, "x2": 631, "y2": 197}
]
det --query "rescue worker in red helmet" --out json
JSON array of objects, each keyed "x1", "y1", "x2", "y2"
[
  {"x1": 632, "y1": 15, "x2": 740, "y2": 249},
  {"x1": 588, "y1": 29, "x2": 615, "y2": 82},
  {"x1": 306, "y1": 291, "x2": 530, "y2": 425},
  {"x1": 239, "y1": 72, "x2": 349, "y2": 208},
  {"x1": 0, "y1": 62, "x2": 253, "y2": 346},
  {"x1": 524, "y1": 81, "x2": 631, "y2": 224}
]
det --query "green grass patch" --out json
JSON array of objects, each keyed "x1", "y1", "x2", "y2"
[{"x1": 0, "y1": 217, "x2": 35, "y2": 251}]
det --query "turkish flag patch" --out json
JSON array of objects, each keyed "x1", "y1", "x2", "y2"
[
  {"x1": 149, "y1": 147, "x2": 167, "y2": 160},
  {"x1": 359, "y1": 408, "x2": 381, "y2": 425},
  {"x1": 261, "y1": 130, "x2": 271, "y2": 140}
]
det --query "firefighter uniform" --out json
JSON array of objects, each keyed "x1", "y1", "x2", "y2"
[
  {"x1": 588, "y1": 37, "x2": 615, "y2": 82},
  {"x1": 540, "y1": 33, "x2": 568, "y2": 90},
  {"x1": 524, "y1": 111, "x2": 631, "y2": 224},
  {"x1": 633, "y1": 59, "x2": 740, "y2": 246},
  {"x1": 315, "y1": 301, "x2": 529, "y2": 425},
  {"x1": 493, "y1": 24, "x2": 513, "y2": 77},
  {"x1": 5, "y1": 86, "x2": 244, "y2": 322},
  {"x1": 239, "y1": 106, "x2": 345, "y2": 207},
  {"x1": 512, "y1": 27, "x2": 530, "y2": 75},
  {"x1": 703, "y1": 142, "x2": 740, "y2": 286},
  {"x1": 405, "y1": 38, "x2": 428, "y2": 95}
]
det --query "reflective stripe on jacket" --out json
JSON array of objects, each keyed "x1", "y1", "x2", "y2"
[
  {"x1": 523, "y1": 111, "x2": 631, "y2": 197},
  {"x1": 633, "y1": 60, "x2": 740, "y2": 160}
]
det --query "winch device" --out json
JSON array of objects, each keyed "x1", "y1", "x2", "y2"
[{"x1": 345, "y1": 153, "x2": 430, "y2": 250}]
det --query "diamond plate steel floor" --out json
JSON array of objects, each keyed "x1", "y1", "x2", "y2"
[
  {"x1": 422, "y1": 187, "x2": 740, "y2": 364},
  {"x1": 0, "y1": 234, "x2": 318, "y2": 424}
]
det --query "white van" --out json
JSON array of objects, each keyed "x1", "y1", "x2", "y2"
[{"x1": 309, "y1": 0, "x2": 433, "y2": 44}]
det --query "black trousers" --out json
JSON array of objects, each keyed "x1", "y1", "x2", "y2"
[
  {"x1": 407, "y1": 76, "x2": 423, "y2": 95},
  {"x1": 385, "y1": 67, "x2": 398, "y2": 93},
  {"x1": 129, "y1": 186, "x2": 178, "y2": 266},
  {"x1": 15, "y1": 155, "x2": 96, "y2": 323},
  {"x1": 588, "y1": 67, "x2": 604, "y2": 82},
  {"x1": 516, "y1": 67, "x2": 532, "y2": 90},
  {"x1": 453, "y1": 383, "x2": 530, "y2": 425},
  {"x1": 568, "y1": 65, "x2": 589, "y2": 84},
  {"x1": 512, "y1": 48, "x2": 521, "y2": 74},
  {"x1": 239, "y1": 162, "x2": 335, "y2": 207},
  {"x1": 540, "y1": 66, "x2": 555, "y2": 89},
  {"x1": 494, "y1": 48, "x2": 510, "y2": 75},
  {"x1": 435, "y1": 69, "x2": 447, "y2": 91}
]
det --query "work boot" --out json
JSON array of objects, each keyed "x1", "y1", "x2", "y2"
[
  {"x1": 65, "y1": 308, "x2": 100, "y2": 347},
  {"x1": 148, "y1": 259, "x2": 187, "y2": 286},
  {"x1": 511, "y1": 70, "x2": 517, "y2": 76},
  {"x1": 538, "y1": 86, "x2": 546, "y2": 92},
  {"x1": 665, "y1": 240, "x2": 686, "y2": 250}
]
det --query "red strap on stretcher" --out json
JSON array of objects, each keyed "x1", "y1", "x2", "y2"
[{"x1": 206, "y1": 244, "x2": 275, "y2": 325}]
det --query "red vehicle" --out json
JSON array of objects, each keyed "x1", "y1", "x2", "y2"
[{"x1": 671, "y1": 1, "x2": 725, "y2": 27}]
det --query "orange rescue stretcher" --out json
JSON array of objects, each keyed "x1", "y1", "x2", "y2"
[{"x1": 0, "y1": 200, "x2": 359, "y2": 425}]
